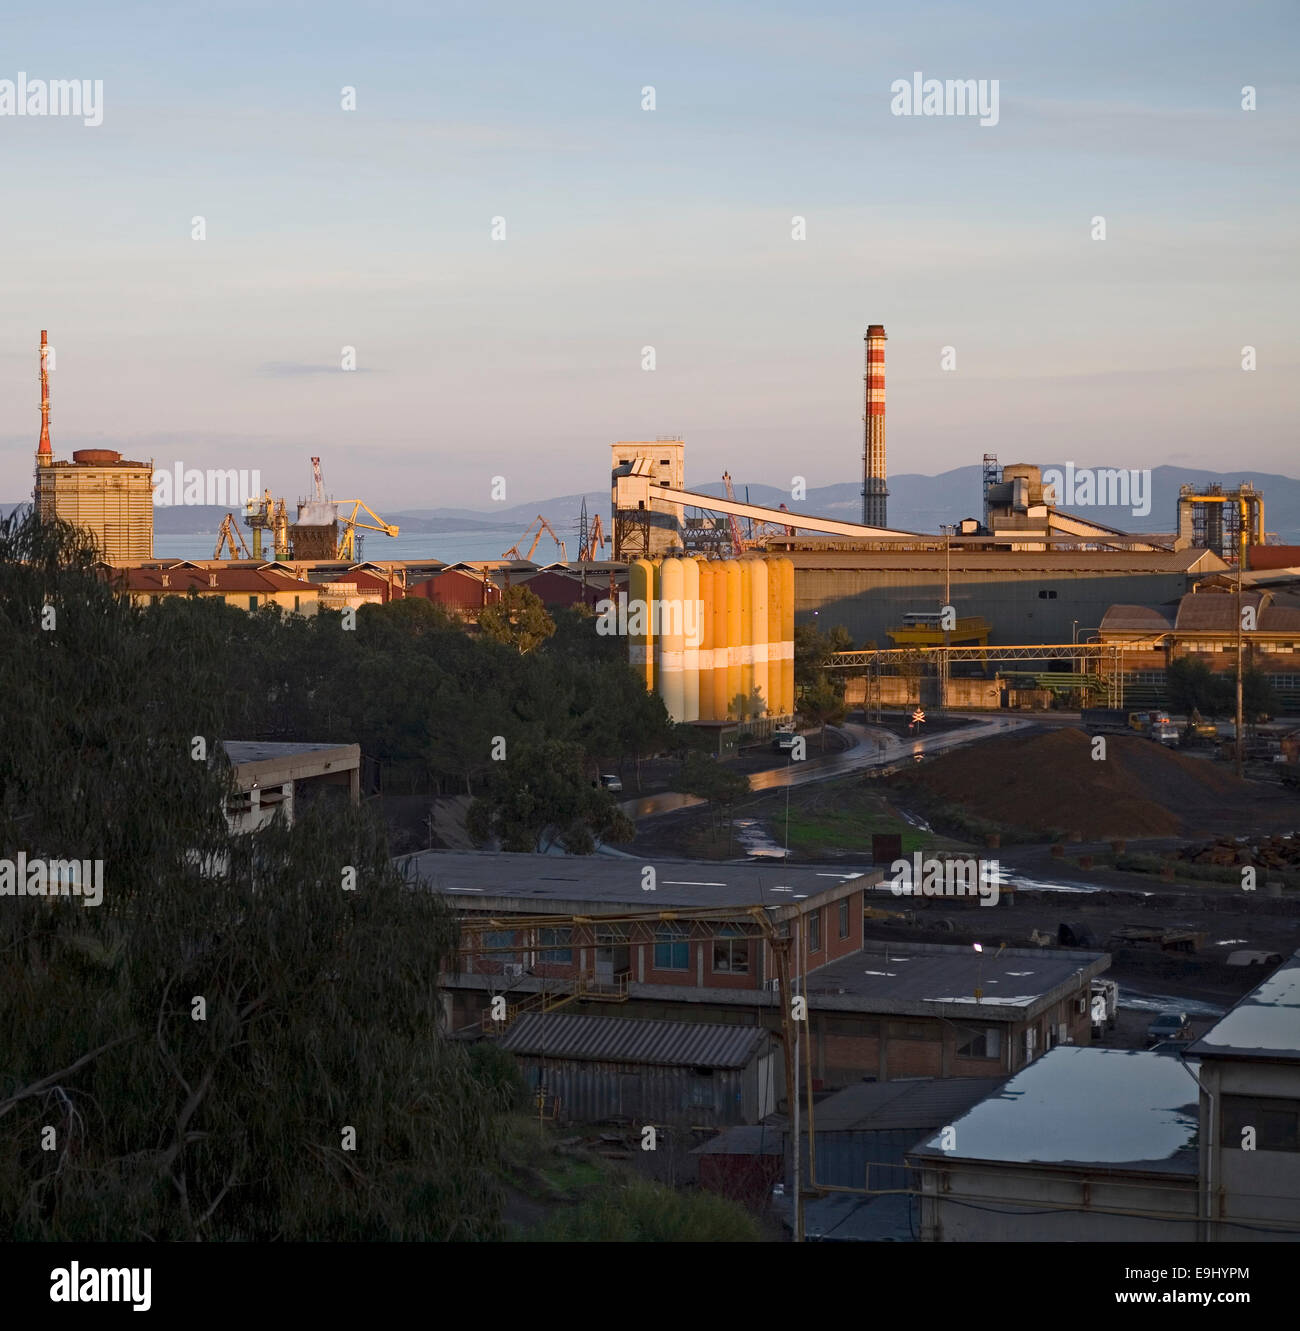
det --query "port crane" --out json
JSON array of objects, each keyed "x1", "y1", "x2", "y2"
[
  {"x1": 306, "y1": 458, "x2": 400, "y2": 561},
  {"x1": 503, "y1": 516, "x2": 567, "y2": 562},
  {"x1": 333, "y1": 502, "x2": 400, "y2": 561},
  {"x1": 213, "y1": 513, "x2": 252, "y2": 560}
]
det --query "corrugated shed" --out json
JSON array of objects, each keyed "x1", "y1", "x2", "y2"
[
  {"x1": 514, "y1": 1058, "x2": 763, "y2": 1126},
  {"x1": 501, "y1": 1012, "x2": 768, "y2": 1069}
]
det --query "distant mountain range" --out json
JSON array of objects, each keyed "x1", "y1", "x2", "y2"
[{"x1": 7, "y1": 463, "x2": 1300, "y2": 542}]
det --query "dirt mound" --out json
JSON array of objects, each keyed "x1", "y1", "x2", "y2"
[{"x1": 898, "y1": 727, "x2": 1276, "y2": 839}]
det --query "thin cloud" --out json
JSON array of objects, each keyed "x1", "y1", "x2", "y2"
[{"x1": 258, "y1": 362, "x2": 375, "y2": 377}]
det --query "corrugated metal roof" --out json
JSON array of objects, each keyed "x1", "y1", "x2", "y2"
[
  {"x1": 796, "y1": 1076, "x2": 1009, "y2": 1132},
  {"x1": 1176, "y1": 592, "x2": 1263, "y2": 632},
  {"x1": 500, "y1": 1013, "x2": 770, "y2": 1068},
  {"x1": 1100, "y1": 603, "x2": 1176, "y2": 633}
]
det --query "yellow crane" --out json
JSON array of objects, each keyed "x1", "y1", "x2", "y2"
[
  {"x1": 214, "y1": 512, "x2": 252, "y2": 559},
  {"x1": 334, "y1": 501, "x2": 400, "y2": 561},
  {"x1": 503, "y1": 515, "x2": 567, "y2": 562}
]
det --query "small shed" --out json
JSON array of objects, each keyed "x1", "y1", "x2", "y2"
[{"x1": 499, "y1": 1013, "x2": 777, "y2": 1127}]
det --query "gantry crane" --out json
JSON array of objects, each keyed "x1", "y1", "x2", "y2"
[
  {"x1": 503, "y1": 516, "x2": 567, "y2": 562},
  {"x1": 214, "y1": 512, "x2": 252, "y2": 560}
]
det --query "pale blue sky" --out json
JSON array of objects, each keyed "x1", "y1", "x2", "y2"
[{"x1": 1, "y1": 0, "x2": 1296, "y2": 510}]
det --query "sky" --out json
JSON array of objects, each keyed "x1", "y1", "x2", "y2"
[{"x1": 1, "y1": 0, "x2": 1296, "y2": 512}]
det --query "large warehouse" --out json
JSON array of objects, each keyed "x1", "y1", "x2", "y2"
[{"x1": 786, "y1": 546, "x2": 1228, "y2": 647}]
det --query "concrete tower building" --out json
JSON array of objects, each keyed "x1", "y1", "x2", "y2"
[
  {"x1": 862, "y1": 324, "x2": 888, "y2": 528},
  {"x1": 32, "y1": 330, "x2": 154, "y2": 563}
]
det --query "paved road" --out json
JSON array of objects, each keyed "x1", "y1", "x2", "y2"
[{"x1": 619, "y1": 713, "x2": 1034, "y2": 821}]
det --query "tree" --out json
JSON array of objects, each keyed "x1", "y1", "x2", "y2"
[
  {"x1": 1166, "y1": 657, "x2": 1219, "y2": 717},
  {"x1": 0, "y1": 509, "x2": 517, "y2": 1240},
  {"x1": 677, "y1": 753, "x2": 751, "y2": 837},
  {"x1": 798, "y1": 676, "x2": 847, "y2": 750},
  {"x1": 466, "y1": 739, "x2": 634, "y2": 853},
  {"x1": 477, "y1": 585, "x2": 555, "y2": 654}
]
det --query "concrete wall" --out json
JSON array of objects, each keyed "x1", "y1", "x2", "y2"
[
  {"x1": 915, "y1": 1160, "x2": 1199, "y2": 1241},
  {"x1": 794, "y1": 565, "x2": 1197, "y2": 648},
  {"x1": 1197, "y1": 1055, "x2": 1300, "y2": 1241}
]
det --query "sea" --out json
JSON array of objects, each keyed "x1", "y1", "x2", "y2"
[{"x1": 152, "y1": 527, "x2": 550, "y2": 565}]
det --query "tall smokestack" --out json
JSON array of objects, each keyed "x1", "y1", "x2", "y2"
[
  {"x1": 862, "y1": 323, "x2": 887, "y2": 527},
  {"x1": 37, "y1": 330, "x2": 52, "y2": 465}
]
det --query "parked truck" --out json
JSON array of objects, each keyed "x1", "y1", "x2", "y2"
[
  {"x1": 1090, "y1": 977, "x2": 1119, "y2": 1036},
  {"x1": 1081, "y1": 709, "x2": 1178, "y2": 745},
  {"x1": 1081, "y1": 708, "x2": 1131, "y2": 736}
]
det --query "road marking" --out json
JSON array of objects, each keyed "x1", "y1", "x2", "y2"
[{"x1": 661, "y1": 880, "x2": 727, "y2": 887}]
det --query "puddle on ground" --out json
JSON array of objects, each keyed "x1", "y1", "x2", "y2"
[{"x1": 731, "y1": 818, "x2": 789, "y2": 859}]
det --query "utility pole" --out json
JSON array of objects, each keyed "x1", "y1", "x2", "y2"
[
  {"x1": 771, "y1": 937, "x2": 803, "y2": 1242},
  {"x1": 1235, "y1": 553, "x2": 1245, "y2": 778}
]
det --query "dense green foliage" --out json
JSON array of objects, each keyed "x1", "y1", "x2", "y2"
[
  {"x1": 0, "y1": 510, "x2": 629, "y2": 1239},
  {"x1": 793, "y1": 623, "x2": 852, "y2": 731},
  {"x1": 527, "y1": 1176, "x2": 763, "y2": 1242},
  {"x1": 1166, "y1": 656, "x2": 1279, "y2": 722}
]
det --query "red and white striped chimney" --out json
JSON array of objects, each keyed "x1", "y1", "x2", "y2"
[{"x1": 862, "y1": 324, "x2": 887, "y2": 527}]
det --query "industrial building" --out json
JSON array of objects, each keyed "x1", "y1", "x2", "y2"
[
  {"x1": 1100, "y1": 587, "x2": 1300, "y2": 710},
  {"x1": 788, "y1": 546, "x2": 1225, "y2": 648},
  {"x1": 221, "y1": 741, "x2": 361, "y2": 833},
  {"x1": 908, "y1": 1046, "x2": 1202, "y2": 1241},
  {"x1": 499, "y1": 1012, "x2": 778, "y2": 1127},
  {"x1": 32, "y1": 332, "x2": 153, "y2": 563},
  {"x1": 908, "y1": 951, "x2": 1300, "y2": 1241},
  {"x1": 399, "y1": 851, "x2": 1107, "y2": 1092},
  {"x1": 1187, "y1": 949, "x2": 1300, "y2": 1242},
  {"x1": 698, "y1": 1075, "x2": 1006, "y2": 1238}
]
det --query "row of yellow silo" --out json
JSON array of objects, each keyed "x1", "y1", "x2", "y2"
[{"x1": 627, "y1": 556, "x2": 794, "y2": 723}]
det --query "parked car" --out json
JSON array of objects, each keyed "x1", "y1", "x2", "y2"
[
  {"x1": 1146, "y1": 1011, "x2": 1190, "y2": 1046},
  {"x1": 772, "y1": 727, "x2": 798, "y2": 753},
  {"x1": 597, "y1": 773, "x2": 623, "y2": 794}
]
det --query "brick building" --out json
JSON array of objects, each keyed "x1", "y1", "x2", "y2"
[{"x1": 401, "y1": 851, "x2": 1106, "y2": 1093}]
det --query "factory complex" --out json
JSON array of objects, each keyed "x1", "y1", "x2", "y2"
[{"x1": 21, "y1": 324, "x2": 1300, "y2": 718}]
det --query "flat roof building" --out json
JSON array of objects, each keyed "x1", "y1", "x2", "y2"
[
  {"x1": 909, "y1": 1046, "x2": 1202, "y2": 1241},
  {"x1": 401, "y1": 852, "x2": 1106, "y2": 1092}
]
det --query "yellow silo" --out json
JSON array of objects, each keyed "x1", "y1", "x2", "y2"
[
  {"x1": 710, "y1": 560, "x2": 728, "y2": 721},
  {"x1": 766, "y1": 557, "x2": 784, "y2": 717},
  {"x1": 780, "y1": 557, "x2": 795, "y2": 718},
  {"x1": 698, "y1": 560, "x2": 715, "y2": 722},
  {"x1": 658, "y1": 557, "x2": 685, "y2": 722},
  {"x1": 629, "y1": 558, "x2": 656, "y2": 695},
  {"x1": 748, "y1": 556, "x2": 770, "y2": 717},
  {"x1": 723, "y1": 558, "x2": 743, "y2": 720},
  {"x1": 737, "y1": 558, "x2": 754, "y2": 719},
  {"x1": 681, "y1": 556, "x2": 701, "y2": 723}
]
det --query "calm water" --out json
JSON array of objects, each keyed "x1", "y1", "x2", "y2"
[{"x1": 153, "y1": 527, "x2": 539, "y2": 564}]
